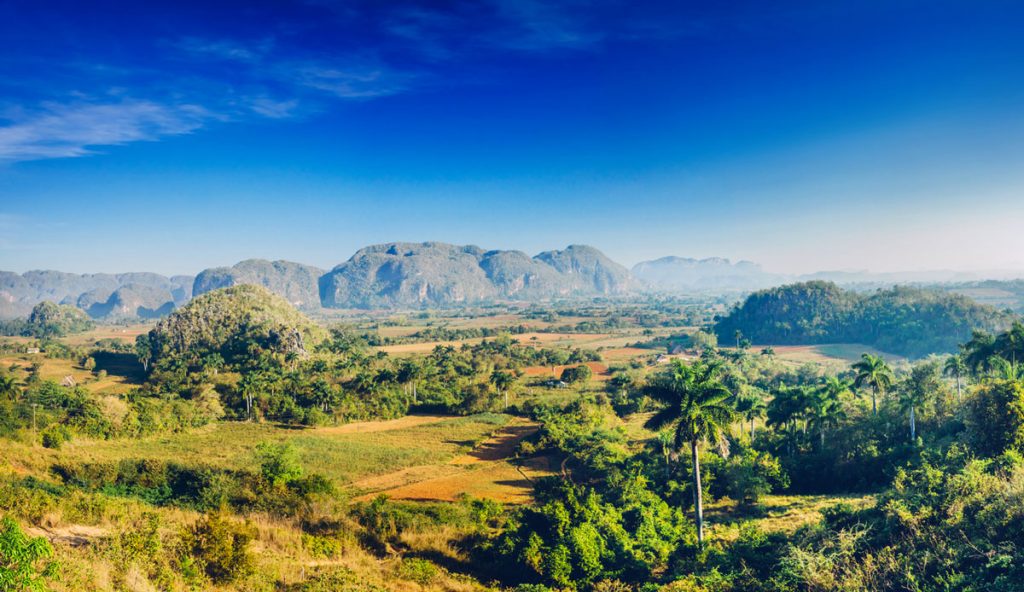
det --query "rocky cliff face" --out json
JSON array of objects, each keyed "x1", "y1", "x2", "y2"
[
  {"x1": 2, "y1": 242, "x2": 640, "y2": 317},
  {"x1": 534, "y1": 245, "x2": 636, "y2": 295},
  {"x1": 192, "y1": 259, "x2": 324, "y2": 309},
  {"x1": 319, "y1": 242, "x2": 635, "y2": 309},
  {"x1": 0, "y1": 270, "x2": 194, "y2": 319}
]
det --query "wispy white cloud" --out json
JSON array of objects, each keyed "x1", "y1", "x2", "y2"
[
  {"x1": 1, "y1": 2, "x2": 668, "y2": 164},
  {"x1": 0, "y1": 100, "x2": 211, "y2": 162},
  {"x1": 485, "y1": 0, "x2": 604, "y2": 51},
  {"x1": 173, "y1": 37, "x2": 274, "y2": 63},
  {"x1": 285, "y1": 60, "x2": 413, "y2": 99},
  {"x1": 243, "y1": 96, "x2": 301, "y2": 119}
]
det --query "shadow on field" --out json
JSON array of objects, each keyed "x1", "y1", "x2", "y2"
[{"x1": 91, "y1": 351, "x2": 145, "y2": 382}]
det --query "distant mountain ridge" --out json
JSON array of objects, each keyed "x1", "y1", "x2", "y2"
[
  {"x1": 0, "y1": 242, "x2": 635, "y2": 318},
  {"x1": 6, "y1": 246, "x2": 1022, "y2": 320},
  {"x1": 319, "y1": 242, "x2": 634, "y2": 308},
  {"x1": 632, "y1": 256, "x2": 783, "y2": 291},
  {"x1": 0, "y1": 271, "x2": 192, "y2": 320}
]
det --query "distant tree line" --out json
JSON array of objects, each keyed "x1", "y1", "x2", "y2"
[{"x1": 714, "y1": 281, "x2": 1013, "y2": 357}]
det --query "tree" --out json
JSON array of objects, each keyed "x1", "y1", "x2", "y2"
[
  {"x1": 735, "y1": 389, "x2": 767, "y2": 438},
  {"x1": 962, "y1": 330, "x2": 997, "y2": 376},
  {"x1": 809, "y1": 376, "x2": 852, "y2": 448},
  {"x1": 899, "y1": 361, "x2": 941, "y2": 442},
  {"x1": 964, "y1": 376, "x2": 1024, "y2": 457},
  {"x1": 490, "y1": 369, "x2": 516, "y2": 409},
  {"x1": 397, "y1": 359, "x2": 424, "y2": 404},
  {"x1": 0, "y1": 374, "x2": 18, "y2": 401},
  {"x1": 852, "y1": 353, "x2": 894, "y2": 415},
  {"x1": 993, "y1": 321, "x2": 1024, "y2": 367},
  {"x1": 560, "y1": 364, "x2": 592, "y2": 385},
  {"x1": 0, "y1": 516, "x2": 58, "y2": 591},
  {"x1": 135, "y1": 333, "x2": 153, "y2": 373},
  {"x1": 734, "y1": 330, "x2": 743, "y2": 350},
  {"x1": 944, "y1": 354, "x2": 966, "y2": 403},
  {"x1": 238, "y1": 372, "x2": 267, "y2": 421},
  {"x1": 643, "y1": 359, "x2": 735, "y2": 546},
  {"x1": 254, "y1": 442, "x2": 303, "y2": 487},
  {"x1": 767, "y1": 385, "x2": 812, "y2": 455}
]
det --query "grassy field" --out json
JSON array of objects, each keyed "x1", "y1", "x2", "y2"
[
  {"x1": 707, "y1": 493, "x2": 876, "y2": 539},
  {"x1": 0, "y1": 353, "x2": 141, "y2": 396},
  {"x1": 4, "y1": 414, "x2": 514, "y2": 491},
  {"x1": 763, "y1": 343, "x2": 903, "y2": 370}
]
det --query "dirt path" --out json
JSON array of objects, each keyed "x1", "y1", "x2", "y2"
[
  {"x1": 26, "y1": 524, "x2": 107, "y2": 547},
  {"x1": 351, "y1": 419, "x2": 550, "y2": 504}
]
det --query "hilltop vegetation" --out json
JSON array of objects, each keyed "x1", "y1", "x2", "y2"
[
  {"x1": 715, "y1": 281, "x2": 1012, "y2": 357},
  {"x1": 0, "y1": 301, "x2": 96, "y2": 338},
  {"x1": 143, "y1": 285, "x2": 326, "y2": 378}
]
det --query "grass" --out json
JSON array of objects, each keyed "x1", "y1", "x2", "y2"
[
  {"x1": 707, "y1": 493, "x2": 876, "y2": 538},
  {"x1": 766, "y1": 343, "x2": 903, "y2": 370},
  {"x1": 0, "y1": 353, "x2": 140, "y2": 396},
  {"x1": 16, "y1": 413, "x2": 511, "y2": 488}
]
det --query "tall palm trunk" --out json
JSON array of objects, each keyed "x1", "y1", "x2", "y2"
[
  {"x1": 909, "y1": 406, "x2": 916, "y2": 441},
  {"x1": 871, "y1": 386, "x2": 878, "y2": 415},
  {"x1": 691, "y1": 439, "x2": 704, "y2": 546},
  {"x1": 955, "y1": 375, "x2": 962, "y2": 404}
]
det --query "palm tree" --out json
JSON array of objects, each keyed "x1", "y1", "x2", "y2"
[
  {"x1": 644, "y1": 359, "x2": 735, "y2": 546},
  {"x1": 852, "y1": 353, "x2": 894, "y2": 415},
  {"x1": 809, "y1": 377, "x2": 851, "y2": 448},
  {"x1": 767, "y1": 385, "x2": 811, "y2": 455},
  {"x1": 734, "y1": 330, "x2": 742, "y2": 350},
  {"x1": 989, "y1": 356, "x2": 1024, "y2": 382},
  {"x1": 962, "y1": 330, "x2": 997, "y2": 376},
  {"x1": 994, "y1": 321, "x2": 1024, "y2": 367},
  {"x1": 943, "y1": 354, "x2": 966, "y2": 403},
  {"x1": 0, "y1": 373, "x2": 18, "y2": 401},
  {"x1": 490, "y1": 369, "x2": 516, "y2": 409},
  {"x1": 735, "y1": 389, "x2": 767, "y2": 438}
]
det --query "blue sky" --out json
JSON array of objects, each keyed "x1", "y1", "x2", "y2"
[{"x1": 1, "y1": 0, "x2": 1023, "y2": 275}]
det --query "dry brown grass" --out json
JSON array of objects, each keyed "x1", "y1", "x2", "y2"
[{"x1": 351, "y1": 419, "x2": 552, "y2": 503}]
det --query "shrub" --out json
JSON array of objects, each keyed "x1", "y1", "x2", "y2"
[
  {"x1": 0, "y1": 515, "x2": 59, "y2": 591},
  {"x1": 397, "y1": 557, "x2": 439, "y2": 585},
  {"x1": 40, "y1": 425, "x2": 71, "y2": 449},
  {"x1": 184, "y1": 513, "x2": 254, "y2": 584},
  {"x1": 254, "y1": 442, "x2": 304, "y2": 487}
]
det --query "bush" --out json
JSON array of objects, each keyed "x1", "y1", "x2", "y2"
[
  {"x1": 561, "y1": 364, "x2": 593, "y2": 384},
  {"x1": 184, "y1": 513, "x2": 254, "y2": 584},
  {"x1": 40, "y1": 424, "x2": 71, "y2": 449},
  {"x1": 0, "y1": 515, "x2": 59, "y2": 591},
  {"x1": 254, "y1": 442, "x2": 303, "y2": 487},
  {"x1": 397, "y1": 557, "x2": 439, "y2": 585}
]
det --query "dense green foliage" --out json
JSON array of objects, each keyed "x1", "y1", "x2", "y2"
[
  {"x1": 0, "y1": 516, "x2": 58, "y2": 591},
  {"x1": 715, "y1": 281, "x2": 1011, "y2": 357},
  {"x1": 4, "y1": 290, "x2": 1024, "y2": 591}
]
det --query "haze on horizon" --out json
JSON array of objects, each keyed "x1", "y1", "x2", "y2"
[{"x1": 1, "y1": 1, "x2": 1023, "y2": 277}]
